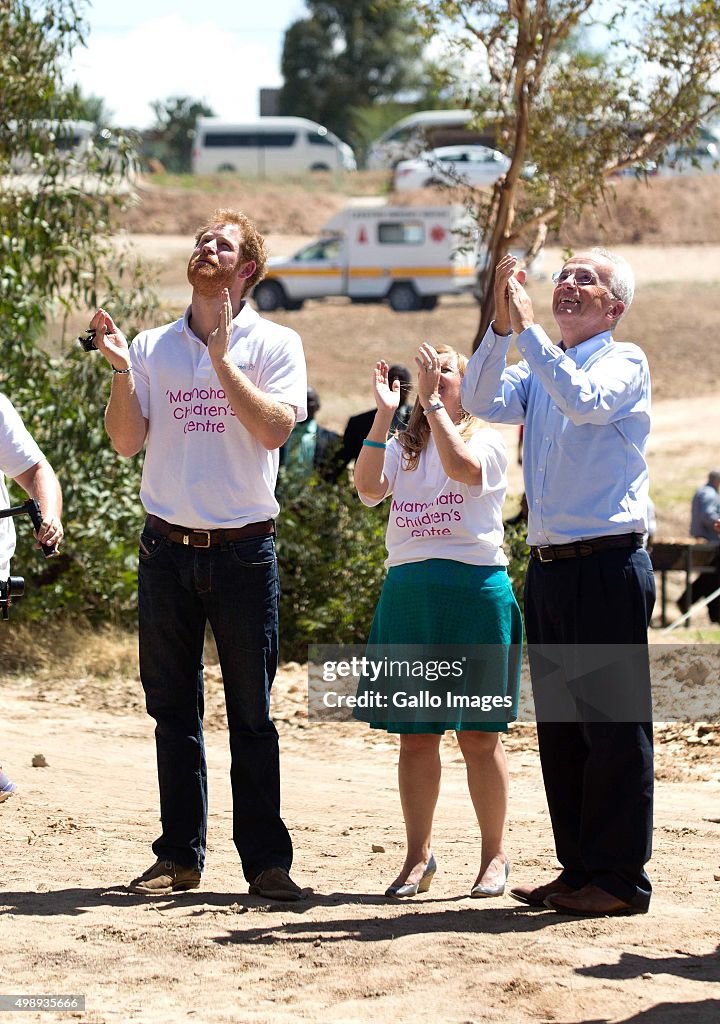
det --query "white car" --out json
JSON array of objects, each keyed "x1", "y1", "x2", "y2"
[
  {"x1": 660, "y1": 139, "x2": 719, "y2": 175},
  {"x1": 393, "y1": 145, "x2": 510, "y2": 191}
]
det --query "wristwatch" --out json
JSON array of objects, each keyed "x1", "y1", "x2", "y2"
[{"x1": 424, "y1": 400, "x2": 444, "y2": 416}]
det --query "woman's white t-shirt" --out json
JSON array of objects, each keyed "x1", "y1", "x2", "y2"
[{"x1": 358, "y1": 427, "x2": 509, "y2": 568}]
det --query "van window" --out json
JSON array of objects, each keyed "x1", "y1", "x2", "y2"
[
  {"x1": 388, "y1": 126, "x2": 414, "y2": 143},
  {"x1": 55, "y1": 132, "x2": 83, "y2": 152},
  {"x1": 377, "y1": 221, "x2": 425, "y2": 244},
  {"x1": 263, "y1": 133, "x2": 297, "y2": 147},
  {"x1": 307, "y1": 133, "x2": 333, "y2": 146},
  {"x1": 202, "y1": 131, "x2": 297, "y2": 148},
  {"x1": 204, "y1": 132, "x2": 258, "y2": 148}
]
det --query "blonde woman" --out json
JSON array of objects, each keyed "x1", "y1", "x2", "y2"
[{"x1": 354, "y1": 343, "x2": 522, "y2": 899}]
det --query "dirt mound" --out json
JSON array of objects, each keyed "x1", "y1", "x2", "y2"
[{"x1": 122, "y1": 172, "x2": 720, "y2": 245}]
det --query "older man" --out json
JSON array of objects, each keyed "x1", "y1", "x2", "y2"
[
  {"x1": 462, "y1": 248, "x2": 654, "y2": 916},
  {"x1": 92, "y1": 209, "x2": 307, "y2": 901}
]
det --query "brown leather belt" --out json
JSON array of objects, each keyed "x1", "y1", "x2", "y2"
[
  {"x1": 530, "y1": 532, "x2": 643, "y2": 563},
  {"x1": 145, "y1": 514, "x2": 275, "y2": 549}
]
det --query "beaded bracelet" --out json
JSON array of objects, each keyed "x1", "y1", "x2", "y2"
[{"x1": 112, "y1": 366, "x2": 132, "y2": 374}]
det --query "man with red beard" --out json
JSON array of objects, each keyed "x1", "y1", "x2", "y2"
[
  {"x1": 462, "y1": 248, "x2": 655, "y2": 917},
  {"x1": 91, "y1": 209, "x2": 308, "y2": 901}
]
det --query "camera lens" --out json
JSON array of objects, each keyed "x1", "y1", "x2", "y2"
[{"x1": 8, "y1": 576, "x2": 24, "y2": 598}]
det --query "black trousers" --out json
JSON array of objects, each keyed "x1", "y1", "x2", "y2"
[{"x1": 524, "y1": 545, "x2": 656, "y2": 909}]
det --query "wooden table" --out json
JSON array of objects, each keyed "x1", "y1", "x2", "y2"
[{"x1": 650, "y1": 540, "x2": 719, "y2": 627}]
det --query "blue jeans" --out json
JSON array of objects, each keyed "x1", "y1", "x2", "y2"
[{"x1": 137, "y1": 523, "x2": 292, "y2": 882}]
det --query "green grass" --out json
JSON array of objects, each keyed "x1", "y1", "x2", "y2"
[
  {"x1": 146, "y1": 169, "x2": 392, "y2": 196},
  {"x1": 653, "y1": 625, "x2": 720, "y2": 644}
]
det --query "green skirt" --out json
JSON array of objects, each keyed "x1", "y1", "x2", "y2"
[{"x1": 357, "y1": 559, "x2": 523, "y2": 734}]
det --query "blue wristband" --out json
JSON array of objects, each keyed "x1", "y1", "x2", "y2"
[{"x1": 362, "y1": 439, "x2": 386, "y2": 449}]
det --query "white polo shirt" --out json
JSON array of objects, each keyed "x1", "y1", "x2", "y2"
[
  {"x1": 359, "y1": 427, "x2": 509, "y2": 569},
  {"x1": 0, "y1": 394, "x2": 44, "y2": 579},
  {"x1": 130, "y1": 303, "x2": 307, "y2": 529}
]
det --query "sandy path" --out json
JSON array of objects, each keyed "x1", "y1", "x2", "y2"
[
  {"x1": 1, "y1": 671, "x2": 719, "y2": 1024},
  {"x1": 121, "y1": 235, "x2": 720, "y2": 290}
]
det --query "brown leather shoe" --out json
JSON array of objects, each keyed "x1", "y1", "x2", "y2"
[
  {"x1": 544, "y1": 883, "x2": 648, "y2": 916},
  {"x1": 509, "y1": 877, "x2": 577, "y2": 907},
  {"x1": 128, "y1": 859, "x2": 201, "y2": 895},
  {"x1": 249, "y1": 867, "x2": 307, "y2": 902}
]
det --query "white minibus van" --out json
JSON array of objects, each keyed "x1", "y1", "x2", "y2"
[
  {"x1": 366, "y1": 109, "x2": 497, "y2": 170},
  {"x1": 192, "y1": 117, "x2": 356, "y2": 176},
  {"x1": 9, "y1": 120, "x2": 95, "y2": 171}
]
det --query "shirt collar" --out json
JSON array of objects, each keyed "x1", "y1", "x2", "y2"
[
  {"x1": 177, "y1": 300, "x2": 259, "y2": 341},
  {"x1": 563, "y1": 330, "x2": 613, "y2": 366}
]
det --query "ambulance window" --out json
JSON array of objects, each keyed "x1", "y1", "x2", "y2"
[
  {"x1": 296, "y1": 239, "x2": 340, "y2": 260},
  {"x1": 378, "y1": 221, "x2": 425, "y2": 244}
]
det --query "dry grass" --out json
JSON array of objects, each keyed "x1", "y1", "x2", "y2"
[
  {"x1": 124, "y1": 170, "x2": 720, "y2": 246},
  {"x1": 0, "y1": 622, "x2": 138, "y2": 678}
]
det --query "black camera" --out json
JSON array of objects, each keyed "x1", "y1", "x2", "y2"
[
  {"x1": 77, "y1": 328, "x2": 98, "y2": 352},
  {"x1": 0, "y1": 576, "x2": 24, "y2": 620},
  {"x1": 0, "y1": 497, "x2": 57, "y2": 565}
]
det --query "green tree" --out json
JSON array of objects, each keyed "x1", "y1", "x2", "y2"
[
  {"x1": 418, "y1": 0, "x2": 720, "y2": 344},
  {"x1": 150, "y1": 95, "x2": 214, "y2": 174},
  {"x1": 349, "y1": 58, "x2": 465, "y2": 164},
  {"x1": 0, "y1": 0, "x2": 160, "y2": 623},
  {"x1": 278, "y1": 0, "x2": 427, "y2": 148},
  {"x1": 64, "y1": 85, "x2": 114, "y2": 128}
]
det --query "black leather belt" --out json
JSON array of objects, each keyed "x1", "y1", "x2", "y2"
[
  {"x1": 145, "y1": 514, "x2": 275, "y2": 548},
  {"x1": 530, "y1": 532, "x2": 643, "y2": 563}
]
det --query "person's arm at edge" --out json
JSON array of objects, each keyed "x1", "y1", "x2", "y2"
[{"x1": 13, "y1": 458, "x2": 63, "y2": 549}]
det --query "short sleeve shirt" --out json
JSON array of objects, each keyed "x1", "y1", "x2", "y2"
[
  {"x1": 130, "y1": 303, "x2": 308, "y2": 528},
  {"x1": 358, "y1": 428, "x2": 509, "y2": 569},
  {"x1": 0, "y1": 394, "x2": 44, "y2": 578}
]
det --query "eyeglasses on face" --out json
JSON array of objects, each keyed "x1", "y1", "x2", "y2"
[{"x1": 551, "y1": 268, "x2": 603, "y2": 286}]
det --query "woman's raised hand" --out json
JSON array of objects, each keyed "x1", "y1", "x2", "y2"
[{"x1": 373, "y1": 359, "x2": 400, "y2": 413}]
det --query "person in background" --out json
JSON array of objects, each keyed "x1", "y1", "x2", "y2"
[
  {"x1": 279, "y1": 387, "x2": 341, "y2": 481},
  {"x1": 677, "y1": 471, "x2": 720, "y2": 622},
  {"x1": 341, "y1": 364, "x2": 412, "y2": 467},
  {"x1": 353, "y1": 344, "x2": 522, "y2": 900}
]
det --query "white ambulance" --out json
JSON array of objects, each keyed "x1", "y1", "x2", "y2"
[{"x1": 251, "y1": 202, "x2": 478, "y2": 312}]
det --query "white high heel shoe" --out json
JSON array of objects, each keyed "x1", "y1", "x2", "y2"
[
  {"x1": 385, "y1": 854, "x2": 437, "y2": 898},
  {"x1": 470, "y1": 859, "x2": 510, "y2": 898}
]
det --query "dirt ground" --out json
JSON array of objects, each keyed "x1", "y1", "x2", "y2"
[
  {"x1": 1, "y1": 656, "x2": 719, "y2": 1024},
  {"x1": 2, "y1": 176, "x2": 720, "y2": 1024}
]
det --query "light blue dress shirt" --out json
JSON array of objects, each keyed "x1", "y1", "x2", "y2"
[{"x1": 461, "y1": 324, "x2": 651, "y2": 546}]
